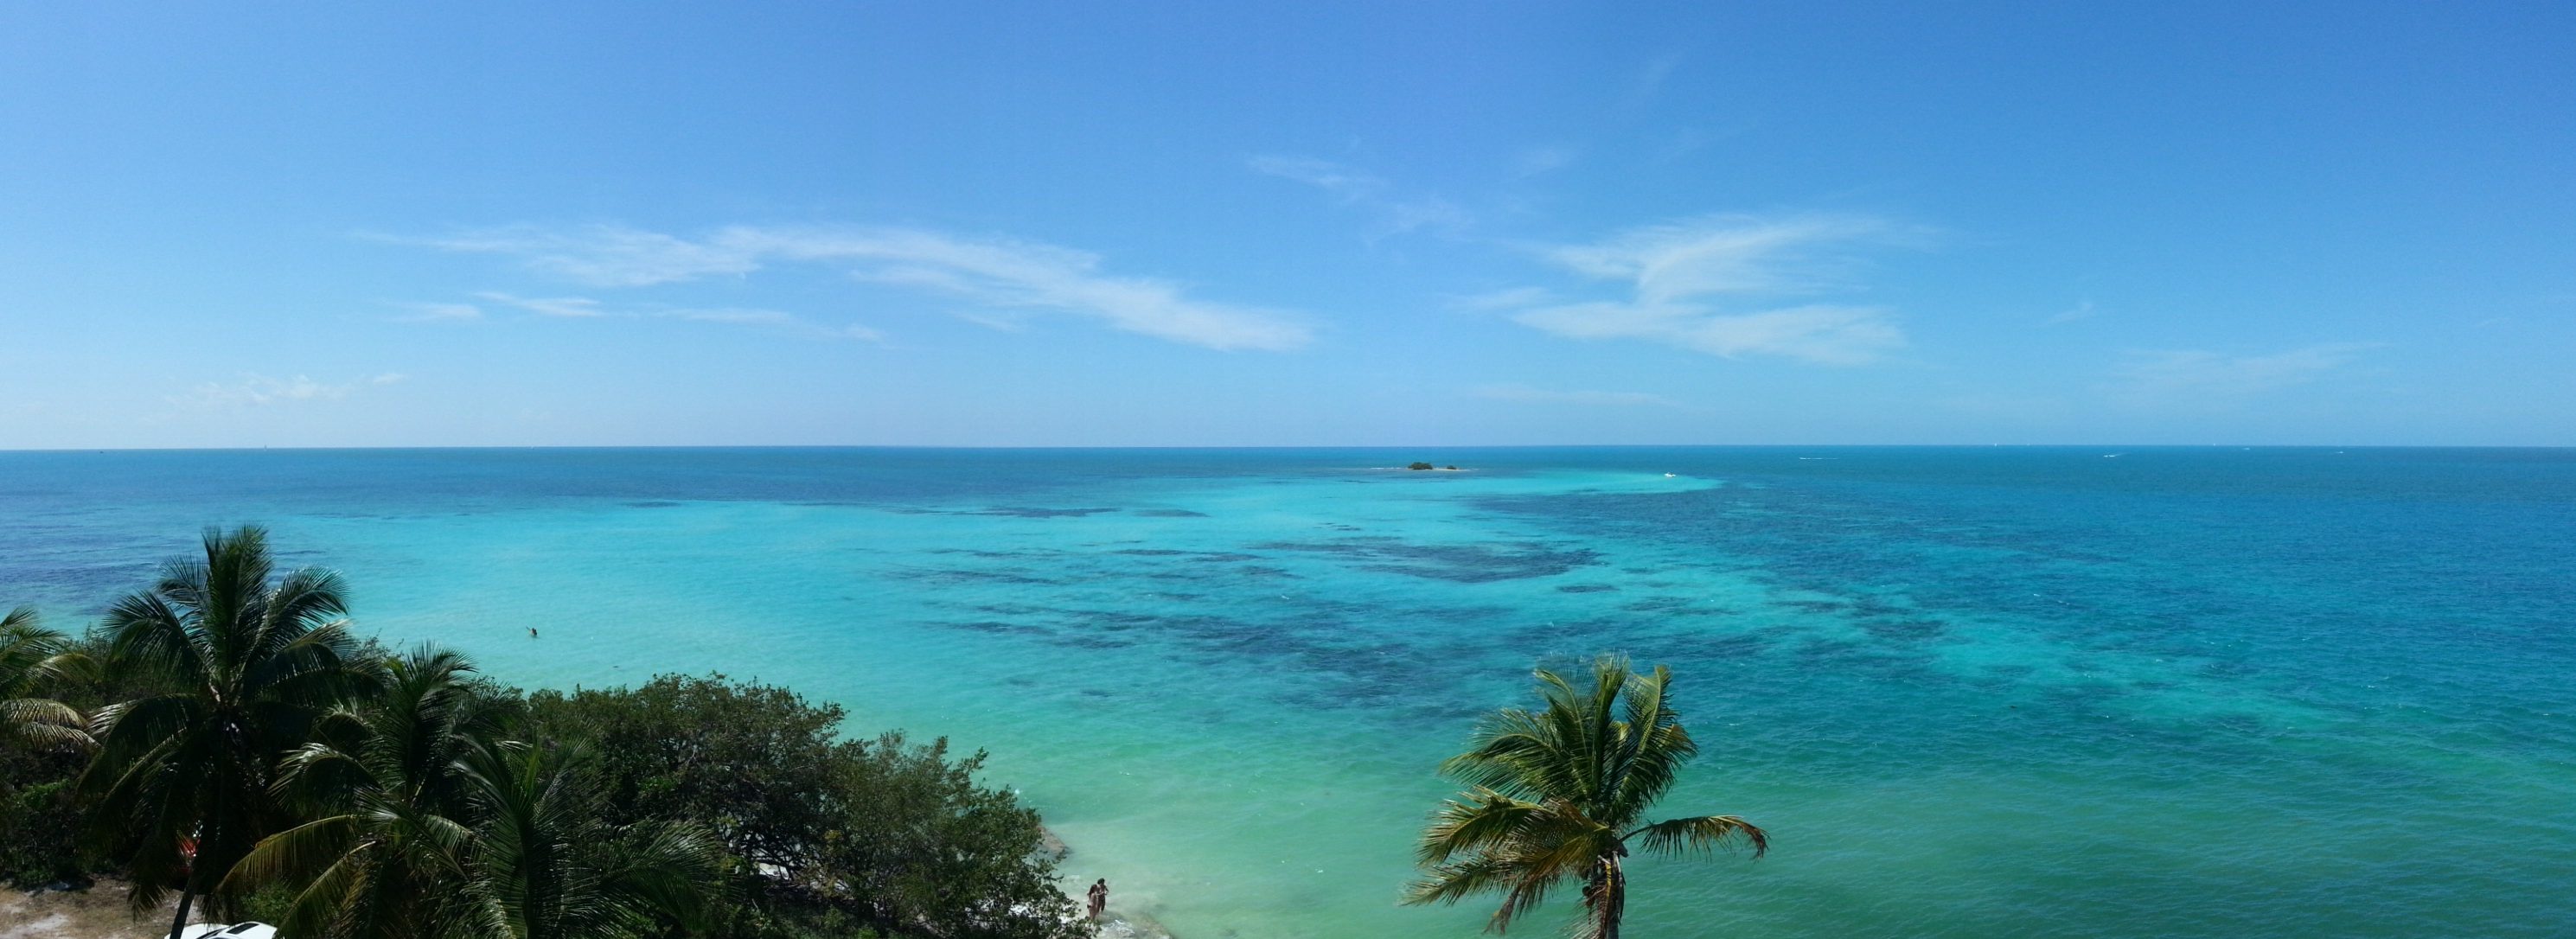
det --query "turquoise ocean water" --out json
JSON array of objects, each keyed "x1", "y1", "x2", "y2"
[{"x1": 3, "y1": 447, "x2": 2571, "y2": 937}]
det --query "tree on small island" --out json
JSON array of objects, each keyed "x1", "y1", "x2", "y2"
[
  {"x1": 1404, "y1": 655, "x2": 1766, "y2": 939},
  {"x1": 1408, "y1": 462, "x2": 1435, "y2": 470}
]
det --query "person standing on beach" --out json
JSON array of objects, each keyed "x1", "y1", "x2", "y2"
[{"x1": 1087, "y1": 878, "x2": 1107, "y2": 919}]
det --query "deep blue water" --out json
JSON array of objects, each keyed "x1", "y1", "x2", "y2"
[{"x1": 3, "y1": 447, "x2": 2571, "y2": 937}]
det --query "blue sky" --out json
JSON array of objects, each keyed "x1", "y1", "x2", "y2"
[{"x1": 3, "y1": 3, "x2": 2569, "y2": 447}]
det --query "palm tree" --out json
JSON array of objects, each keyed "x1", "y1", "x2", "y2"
[
  {"x1": 1403, "y1": 655, "x2": 1767, "y2": 939},
  {"x1": 2, "y1": 604, "x2": 93, "y2": 757},
  {"x1": 447, "y1": 736, "x2": 725, "y2": 939},
  {"x1": 225, "y1": 647, "x2": 495, "y2": 939},
  {"x1": 85, "y1": 526, "x2": 380, "y2": 938}
]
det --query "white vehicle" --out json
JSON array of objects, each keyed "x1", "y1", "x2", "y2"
[{"x1": 176, "y1": 923, "x2": 278, "y2": 939}]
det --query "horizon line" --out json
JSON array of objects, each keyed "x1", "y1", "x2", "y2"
[{"x1": 3, "y1": 443, "x2": 2570, "y2": 454}]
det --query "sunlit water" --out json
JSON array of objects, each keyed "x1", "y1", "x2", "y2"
[{"x1": 3, "y1": 447, "x2": 2571, "y2": 937}]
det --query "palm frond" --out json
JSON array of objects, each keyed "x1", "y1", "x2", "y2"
[
  {"x1": 225, "y1": 814, "x2": 362, "y2": 891},
  {"x1": 1415, "y1": 789, "x2": 1547, "y2": 865},
  {"x1": 1603, "y1": 665, "x2": 1697, "y2": 822},
  {"x1": 1438, "y1": 708, "x2": 1553, "y2": 795},
  {"x1": 1409, "y1": 853, "x2": 1560, "y2": 934},
  {"x1": 1624, "y1": 814, "x2": 1768, "y2": 859},
  {"x1": 2, "y1": 698, "x2": 93, "y2": 748},
  {"x1": 266, "y1": 566, "x2": 353, "y2": 631},
  {"x1": 3, "y1": 609, "x2": 98, "y2": 689},
  {"x1": 598, "y1": 820, "x2": 728, "y2": 931},
  {"x1": 101, "y1": 590, "x2": 202, "y2": 687},
  {"x1": 86, "y1": 693, "x2": 203, "y2": 776},
  {"x1": 282, "y1": 848, "x2": 375, "y2": 939}
]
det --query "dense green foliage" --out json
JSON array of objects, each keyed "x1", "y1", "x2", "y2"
[
  {"x1": 443, "y1": 735, "x2": 728, "y2": 939},
  {"x1": 228, "y1": 648, "x2": 521, "y2": 936},
  {"x1": 526, "y1": 676, "x2": 1085, "y2": 939},
  {"x1": 2, "y1": 607, "x2": 105, "y2": 885},
  {"x1": 1, "y1": 779, "x2": 84, "y2": 885},
  {"x1": 1404, "y1": 655, "x2": 1766, "y2": 939},
  {"x1": 0, "y1": 529, "x2": 1090, "y2": 939}
]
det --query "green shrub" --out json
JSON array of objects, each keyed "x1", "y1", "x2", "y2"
[
  {"x1": 527, "y1": 674, "x2": 1086, "y2": 939},
  {"x1": 0, "y1": 780, "x2": 87, "y2": 886}
]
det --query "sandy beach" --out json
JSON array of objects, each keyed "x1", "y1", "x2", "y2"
[{"x1": 1, "y1": 881, "x2": 173, "y2": 939}]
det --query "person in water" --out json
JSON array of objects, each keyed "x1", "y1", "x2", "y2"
[
  {"x1": 1087, "y1": 878, "x2": 1107, "y2": 919},
  {"x1": 528, "y1": 627, "x2": 539, "y2": 639}
]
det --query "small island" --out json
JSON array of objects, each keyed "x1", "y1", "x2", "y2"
[{"x1": 1404, "y1": 462, "x2": 1463, "y2": 471}]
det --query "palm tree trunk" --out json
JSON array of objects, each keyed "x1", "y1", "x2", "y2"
[
  {"x1": 1594, "y1": 855, "x2": 1626, "y2": 939},
  {"x1": 166, "y1": 881, "x2": 197, "y2": 939},
  {"x1": 168, "y1": 815, "x2": 216, "y2": 939}
]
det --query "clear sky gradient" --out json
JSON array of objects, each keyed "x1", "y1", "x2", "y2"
[{"x1": 3, "y1": 3, "x2": 2570, "y2": 447}]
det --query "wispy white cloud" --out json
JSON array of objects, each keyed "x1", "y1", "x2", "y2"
[
  {"x1": 1454, "y1": 287, "x2": 1557, "y2": 311},
  {"x1": 175, "y1": 373, "x2": 406, "y2": 409},
  {"x1": 393, "y1": 301, "x2": 483, "y2": 322},
  {"x1": 2113, "y1": 342, "x2": 2380, "y2": 406},
  {"x1": 1489, "y1": 214, "x2": 1920, "y2": 365},
  {"x1": 1473, "y1": 384, "x2": 1681, "y2": 408},
  {"x1": 742, "y1": 227, "x2": 1308, "y2": 350},
  {"x1": 1510, "y1": 145, "x2": 1579, "y2": 177},
  {"x1": 478, "y1": 292, "x2": 608, "y2": 317},
  {"x1": 662, "y1": 308, "x2": 795, "y2": 326},
  {"x1": 2047, "y1": 299, "x2": 2098, "y2": 324},
  {"x1": 470, "y1": 291, "x2": 885, "y2": 343},
  {"x1": 1246, "y1": 156, "x2": 1380, "y2": 196},
  {"x1": 428, "y1": 227, "x2": 760, "y2": 287},
  {"x1": 1631, "y1": 54, "x2": 1683, "y2": 105},
  {"x1": 662, "y1": 307, "x2": 886, "y2": 343},
  {"x1": 1652, "y1": 128, "x2": 1716, "y2": 164},
  {"x1": 1514, "y1": 302, "x2": 1902, "y2": 365},
  {"x1": 1249, "y1": 155, "x2": 1472, "y2": 239},
  {"x1": 1544, "y1": 214, "x2": 1895, "y2": 299},
  {"x1": 419, "y1": 225, "x2": 1306, "y2": 352}
]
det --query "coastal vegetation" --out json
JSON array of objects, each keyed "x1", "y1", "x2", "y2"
[
  {"x1": 1404, "y1": 656, "x2": 1766, "y2": 939},
  {"x1": 86, "y1": 526, "x2": 380, "y2": 937},
  {"x1": 0, "y1": 527, "x2": 1087, "y2": 939},
  {"x1": 2, "y1": 604, "x2": 93, "y2": 883}
]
